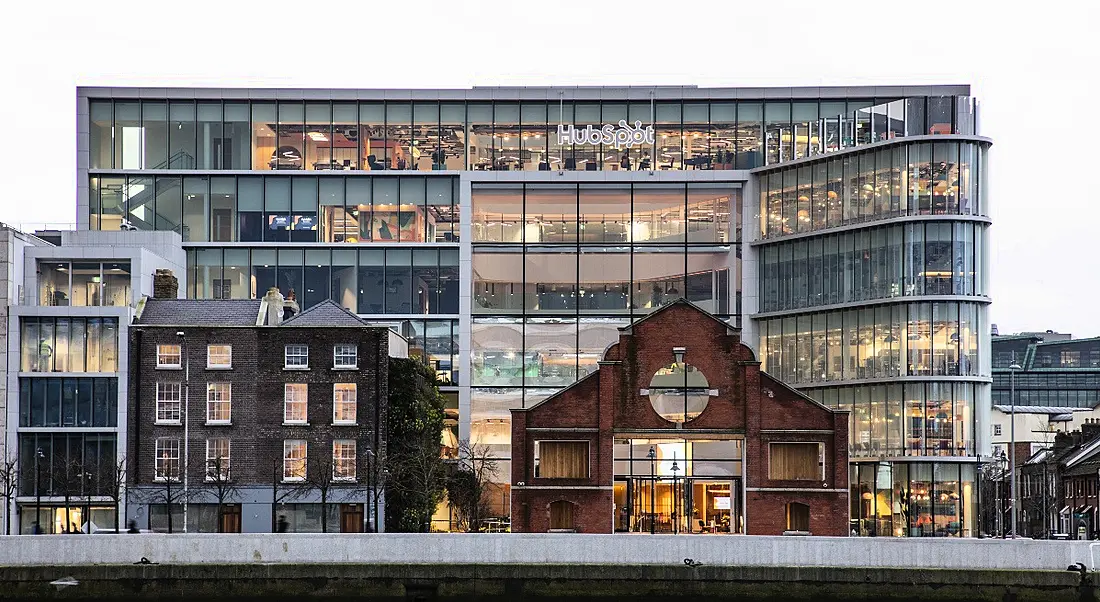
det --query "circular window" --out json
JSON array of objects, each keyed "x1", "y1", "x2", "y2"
[{"x1": 648, "y1": 362, "x2": 710, "y2": 423}]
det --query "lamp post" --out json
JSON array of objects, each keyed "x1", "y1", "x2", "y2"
[
  {"x1": 1009, "y1": 362, "x2": 1022, "y2": 539},
  {"x1": 670, "y1": 455, "x2": 680, "y2": 535},
  {"x1": 647, "y1": 446, "x2": 656, "y2": 534},
  {"x1": 365, "y1": 449, "x2": 375, "y2": 533},
  {"x1": 34, "y1": 448, "x2": 44, "y2": 534},
  {"x1": 997, "y1": 449, "x2": 1007, "y2": 538},
  {"x1": 177, "y1": 331, "x2": 189, "y2": 534}
]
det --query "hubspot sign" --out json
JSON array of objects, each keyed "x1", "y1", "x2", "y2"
[{"x1": 556, "y1": 120, "x2": 655, "y2": 149}]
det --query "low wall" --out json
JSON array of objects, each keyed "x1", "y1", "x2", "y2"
[{"x1": 0, "y1": 533, "x2": 1097, "y2": 571}]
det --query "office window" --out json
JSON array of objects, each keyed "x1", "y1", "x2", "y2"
[
  {"x1": 333, "y1": 383, "x2": 357, "y2": 424},
  {"x1": 1061, "y1": 351, "x2": 1082, "y2": 368},
  {"x1": 207, "y1": 345, "x2": 232, "y2": 368},
  {"x1": 154, "y1": 437, "x2": 181, "y2": 481},
  {"x1": 283, "y1": 440, "x2": 307, "y2": 481},
  {"x1": 206, "y1": 383, "x2": 232, "y2": 424},
  {"x1": 333, "y1": 440, "x2": 356, "y2": 481},
  {"x1": 284, "y1": 383, "x2": 308, "y2": 423},
  {"x1": 157, "y1": 344, "x2": 181, "y2": 368},
  {"x1": 334, "y1": 344, "x2": 357, "y2": 368},
  {"x1": 285, "y1": 345, "x2": 308, "y2": 368},
  {"x1": 768, "y1": 442, "x2": 822, "y2": 480},
  {"x1": 535, "y1": 441, "x2": 589, "y2": 478},
  {"x1": 155, "y1": 382, "x2": 182, "y2": 424},
  {"x1": 206, "y1": 438, "x2": 231, "y2": 481}
]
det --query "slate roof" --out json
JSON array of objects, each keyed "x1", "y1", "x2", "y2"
[
  {"x1": 135, "y1": 299, "x2": 262, "y2": 326},
  {"x1": 280, "y1": 299, "x2": 370, "y2": 328}
]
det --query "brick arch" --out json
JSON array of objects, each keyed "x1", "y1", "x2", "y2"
[{"x1": 547, "y1": 499, "x2": 578, "y2": 531}]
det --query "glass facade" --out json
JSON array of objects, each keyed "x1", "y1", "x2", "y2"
[
  {"x1": 91, "y1": 174, "x2": 459, "y2": 243},
  {"x1": 758, "y1": 141, "x2": 989, "y2": 240},
  {"x1": 758, "y1": 222, "x2": 985, "y2": 312},
  {"x1": 849, "y1": 461, "x2": 978, "y2": 537},
  {"x1": 20, "y1": 317, "x2": 119, "y2": 373},
  {"x1": 17, "y1": 432, "x2": 118, "y2": 496},
  {"x1": 18, "y1": 377, "x2": 119, "y2": 428},
  {"x1": 37, "y1": 261, "x2": 131, "y2": 307},
  {"x1": 86, "y1": 96, "x2": 975, "y2": 173},
  {"x1": 758, "y1": 302, "x2": 983, "y2": 383},
  {"x1": 991, "y1": 336, "x2": 1100, "y2": 408}
]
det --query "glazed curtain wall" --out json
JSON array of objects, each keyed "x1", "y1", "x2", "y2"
[
  {"x1": 87, "y1": 95, "x2": 975, "y2": 173},
  {"x1": 18, "y1": 377, "x2": 119, "y2": 428},
  {"x1": 20, "y1": 317, "x2": 120, "y2": 373},
  {"x1": 800, "y1": 382, "x2": 976, "y2": 458},
  {"x1": 849, "y1": 461, "x2": 978, "y2": 537},
  {"x1": 990, "y1": 373, "x2": 1100, "y2": 408},
  {"x1": 758, "y1": 141, "x2": 988, "y2": 239},
  {"x1": 18, "y1": 432, "x2": 118, "y2": 496},
  {"x1": 89, "y1": 174, "x2": 458, "y2": 243},
  {"x1": 185, "y1": 247, "x2": 458, "y2": 315},
  {"x1": 757, "y1": 221, "x2": 985, "y2": 312},
  {"x1": 759, "y1": 302, "x2": 983, "y2": 384}
]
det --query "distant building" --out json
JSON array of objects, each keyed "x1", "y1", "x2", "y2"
[
  {"x1": 1014, "y1": 422, "x2": 1100, "y2": 539},
  {"x1": 510, "y1": 300, "x2": 851, "y2": 536},
  {"x1": 127, "y1": 284, "x2": 399, "y2": 533},
  {"x1": 992, "y1": 332, "x2": 1100, "y2": 409}
]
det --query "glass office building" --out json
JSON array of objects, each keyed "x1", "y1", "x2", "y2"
[{"x1": 76, "y1": 85, "x2": 991, "y2": 535}]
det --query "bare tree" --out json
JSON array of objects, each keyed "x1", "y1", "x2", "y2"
[
  {"x1": 133, "y1": 453, "x2": 192, "y2": 533},
  {"x1": 51, "y1": 456, "x2": 91, "y2": 533},
  {"x1": 203, "y1": 455, "x2": 241, "y2": 533},
  {"x1": 98, "y1": 456, "x2": 128, "y2": 533},
  {"x1": 447, "y1": 439, "x2": 500, "y2": 532},
  {"x1": 0, "y1": 454, "x2": 19, "y2": 535},
  {"x1": 387, "y1": 445, "x2": 449, "y2": 533},
  {"x1": 293, "y1": 454, "x2": 367, "y2": 533},
  {"x1": 270, "y1": 457, "x2": 300, "y2": 532}
]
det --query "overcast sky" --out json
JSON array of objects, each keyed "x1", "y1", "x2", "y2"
[{"x1": 1, "y1": 0, "x2": 1096, "y2": 335}]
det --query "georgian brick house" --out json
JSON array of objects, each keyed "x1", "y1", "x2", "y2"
[{"x1": 510, "y1": 300, "x2": 849, "y2": 536}]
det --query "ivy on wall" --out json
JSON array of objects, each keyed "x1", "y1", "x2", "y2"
[{"x1": 384, "y1": 357, "x2": 447, "y2": 533}]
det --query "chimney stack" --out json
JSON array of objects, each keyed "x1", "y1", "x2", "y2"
[
  {"x1": 263, "y1": 287, "x2": 285, "y2": 326},
  {"x1": 1084, "y1": 419, "x2": 1100, "y2": 443},
  {"x1": 153, "y1": 269, "x2": 178, "y2": 299},
  {"x1": 284, "y1": 288, "x2": 300, "y2": 320}
]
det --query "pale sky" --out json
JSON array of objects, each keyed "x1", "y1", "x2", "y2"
[{"x1": 0, "y1": 0, "x2": 1096, "y2": 335}]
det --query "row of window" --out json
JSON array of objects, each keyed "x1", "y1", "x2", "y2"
[
  {"x1": 802, "y1": 382, "x2": 979, "y2": 459},
  {"x1": 89, "y1": 174, "x2": 458, "y2": 243},
  {"x1": 155, "y1": 343, "x2": 359, "y2": 369},
  {"x1": 16, "y1": 433, "x2": 118, "y2": 496},
  {"x1": 991, "y1": 373, "x2": 1100, "y2": 388},
  {"x1": 1032, "y1": 349, "x2": 1100, "y2": 369},
  {"x1": 850, "y1": 461, "x2": 979, "y2": 537},
  {"x1": 758, "y1": 141, "x2": 989, "y2": 240},
  {"x1": 154, "y1": 382, "x2": 359, "y2": 425},
  {"x1": 472, "y1": 184, "x2": 738, "y2": 245},
  {"x1": 757, "y1": 221, "x2": 986, "y2": 313},
  {"x1": 990, "y1": 388, "x2": 1100, "y2": 409},
  {"x1": 18, "y1": 377, "x2": 118, "y2": 428},
  {"x1": 20, "y1": 318, "x2": 119, "y2": 374},
  {"x1": 152, "y1": 437, "x2": 358, "y2": 482},
  {"x1": 759, "y1": 302, "x2": 985, "y2": 385},
  {"x1": 87, "y1": 96, "x2": 975, "y2": 173},
  {"x1": 37, "y1": 261, "x2": 131, "y2": 307},
  {"x1": 186, "y1": 247, "x2": 459, "y2": 316}
]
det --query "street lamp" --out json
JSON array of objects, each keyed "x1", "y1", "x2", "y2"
[
  {"x1": 34, "y1": 448, "x2": 44, "y2": 534},
  {"x1": 365, "y1": 449, "x2": 375, "y2": 533},
  {"x1": 1009, "y1": 362, "x2": 1022, "y2": 539},
  {"x1": 647, "y1": 446, "x2": 656, "y2": 534},
  {"x1": 670, "y1": 455, "x2": 680, "y2": 535},
  {"x1": 177, "y1": 331, "x2": 189, "y2": 533}
]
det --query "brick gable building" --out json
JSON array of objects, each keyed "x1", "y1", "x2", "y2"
[{"x1": 510, "y1": 300, "x2": 849, "y2": 536}]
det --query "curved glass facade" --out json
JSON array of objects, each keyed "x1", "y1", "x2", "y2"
[
  {"x1": 849, "y1": 461, "x2": 978, "y2": 537},
  {"x1": 757, "y1": 140, "x2": 989, "y2": 240},
  {"x1": 759, "y1": 301, "x2": 984, "y2": 384},
  {"x1": 758, "y1": 221, "x2": 986, "y2": 312}
]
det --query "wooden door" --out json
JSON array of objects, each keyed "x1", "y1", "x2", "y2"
[
  {"x1": 340, "y1": 504, "x2": 363, "y2": 533},
  {"x1": 219, "y1": 504, "x2": 242, "y2": 533}
]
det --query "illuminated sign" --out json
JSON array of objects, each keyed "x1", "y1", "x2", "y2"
[{"x1": 556, "y1": 120, "x2": 655, "y2": 149}]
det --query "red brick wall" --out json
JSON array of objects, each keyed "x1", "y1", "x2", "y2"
[{"x1": 510, "y1": 300, "x2": 849, "y2": 536}]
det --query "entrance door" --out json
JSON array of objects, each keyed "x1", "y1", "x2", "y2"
[
  {"x1": 219, "y1": 504, "x2": 242, "y2": 533},
  {"x1": 340, "y1": 504, "x2": 364, "y2": 533}
]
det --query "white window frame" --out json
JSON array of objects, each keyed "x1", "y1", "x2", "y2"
[
  {"x1": 206, "y1": 382, "x2": 232, "y2": 424},
  {"x1": 206, "y1": 344, "x2": 232, "y2": 369},
  {"x1": 333, "y1": 383, "x2": 357, "y2": 424},
  {"x1": 157, "y1": 344, "x2": 181, "y2": 369},
  {"x1": 205, "y1": 438, "x2": 231, "y2": 481},
  {"x1": 155, "y1": 382, "x2": 182, "y2": 424},
  {"x1": 333, "y1": 439, "x2": 357, "y2": 481},
  {"x1": 284, "y1": 383, "x2": 308, "y2": 424},
  {"x1": 333, "y1": 344, "x2": 357, "y2": 369},
  {"x1": 284, "y1": 345, "x2": 309, "y2": 369},
  {"x1": 283, "y1": 439, "x2": 307, "y2": 482},
  {"x1": 154, "y1": 437, "x2": 181, "y2": 482}
]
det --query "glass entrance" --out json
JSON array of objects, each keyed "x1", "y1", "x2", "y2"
[{"x1": 615, "y1": 477, "x2": 741, "y2": 534}]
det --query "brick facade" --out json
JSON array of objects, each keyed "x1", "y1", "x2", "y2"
[
  {"x1": 127, "y1": 299, "x2": 389, "y2": 531},
  {"x1": 511, "y1": 300, "x2": 849, "y2": 536}
]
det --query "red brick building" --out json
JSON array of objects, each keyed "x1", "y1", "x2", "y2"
[{"x1": 510, "y1": 300, "x2": 849, "y2": 536}]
